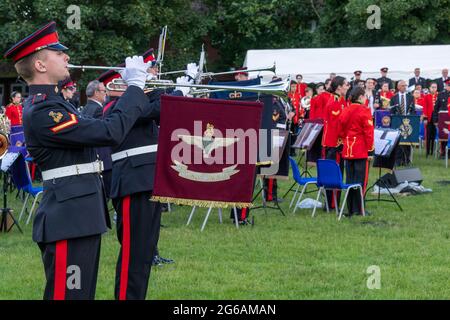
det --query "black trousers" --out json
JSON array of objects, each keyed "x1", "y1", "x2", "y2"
[
  {"x1": 263, "y1": 178, "x2": 278, "y2": 201},
  {"x1": 425, "y1": 122, "x2": 436, "y2": 156},
  {"x1": 113, "y1": 191, "x2": 161, "y2": 300},
  {"x1": 324, "y1": 146, "x2": 344, "y2": 209},
  {"x1": 345, "y1": 159, "x2": 369, "y2": 215},
  {"x1": 395, "y1": 145, "x2": 411, "y2": 166},
  {"x1": 38, "y1": 234, "x2": 101, "y2": 300}
]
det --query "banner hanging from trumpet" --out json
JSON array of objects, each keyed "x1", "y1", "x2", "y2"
[{"x1": 151, "y1": 95, "x2": 263, "y2": 208}]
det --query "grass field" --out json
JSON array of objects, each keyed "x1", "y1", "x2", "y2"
[{"x1": 0, "y1": 150, "x2": 449, "y2": 300}]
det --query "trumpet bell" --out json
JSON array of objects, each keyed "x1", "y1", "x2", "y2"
[{"x1": 0, "y1": 133, "x2": 9, "y2": 160}]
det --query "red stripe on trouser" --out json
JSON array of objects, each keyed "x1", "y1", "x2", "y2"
[
  {"x1": 241, "y1": 208, "x2": 247, "y2": 221},
  {"x1": 31, "y1": 163, "x2": 36, "y2": 181},
  {"x1": 119, "y1": 196, "x2": 131, "y2": 300},
  {"x1": 267, "y1": 179, "x2": 273, "y2": 201},
  {"x1": 363, "y1": 159, "x2": 369, "y2": 193},
  {"x1": 54, "y1": 240, "x2": 68, "y2": 300}
]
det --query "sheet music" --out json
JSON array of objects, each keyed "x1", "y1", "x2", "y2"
[{"x1": 1, "y1": 152, "x2": 20, "y2": 172}]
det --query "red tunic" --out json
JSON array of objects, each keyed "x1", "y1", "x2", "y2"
[
  {"x1": 322, "y1": 94, "x2": 347, "y2": 148},
  {"x1": 339, "y1": 103, "x2": 374, "y2": 159},
  {"x1": 415, "y1": 97, "x2": 426, "y2": 114},
  {"x1": 288, "y1": 92, "x2": 301, "y2": 124},
  {"x1": 310, "y1": 91, "x2": 331, "y2": 120},
  {"x1": 5, "y1": 103, "x2": 23, "y2": 126},
  {"x1": 423, "y1": 93, "x2": 438, "y2": 121},
  {"x1": 295, "y1": 83, "x2": 307, "y2": 98}
]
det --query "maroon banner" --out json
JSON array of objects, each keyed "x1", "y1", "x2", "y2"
[
  {"x1": 151, "y1": 95, "x2": 263, "y2": 208},
  {"x1": 438, "y1": 111, "x2": 450, "y2": 140}
]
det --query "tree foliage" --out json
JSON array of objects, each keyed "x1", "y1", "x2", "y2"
[{"x1": 1, "y1": 0, "x2": 449, "y2": 85}]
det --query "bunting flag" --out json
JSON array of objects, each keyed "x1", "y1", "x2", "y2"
[{"x1": 151, "y1": 95, "x2": 263, "y2": 208}]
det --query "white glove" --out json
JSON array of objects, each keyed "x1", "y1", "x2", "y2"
[
  {"x1": 146, "y1": 73, "x2": 158, "y2": 81},
  {"x1": 119, "y1": 56, "x2": 151, "y2": 90},
  {"x1": 175, "y1": 76, "x2": 193, "y2": 96},
  {"x1": 185, "y1": 63, "x2": 199, "y2": 80}
]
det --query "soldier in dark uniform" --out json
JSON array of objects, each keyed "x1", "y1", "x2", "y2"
[
  {"x1": 432, "y1": 79, "x2": 450, "y2": 156},
  {"x1": 262, "y1": 96, "x2": 289, "y2": 203},
  {"x1": 4, "y1": 21, "x2": 156, "y2": 300},
  {"x1": 376, "y1": 67, "x2": 393, "y2": 91},
  {"x1": 349, "y1": 70, "x2": 362, "y2": 91},
  {"x1": 103, "y1": 49, "x2": 194, "y2": 299}
]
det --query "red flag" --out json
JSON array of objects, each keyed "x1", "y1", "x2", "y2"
[{"x1": 151, "y1": 95, "x2": 263, "y2": 208}]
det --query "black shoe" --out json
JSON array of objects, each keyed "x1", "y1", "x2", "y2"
[
  {"x1": 152, "y1": 255, "x2": 163, "y2": 267},
  {"x1": 161, "y1": 204, "x2": 169, "y2": 212},
  {"x1": 159, "y1": 256, "x2": 174, "y2": 264}
]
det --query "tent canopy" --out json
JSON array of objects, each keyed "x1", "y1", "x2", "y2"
[{"x1": 244, "y1": 45, "x2": 450, "y2": 83}]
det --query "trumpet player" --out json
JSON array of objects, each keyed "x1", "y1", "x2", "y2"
[
  {"x1": 102, "y1": 49, "x2": 198, "y2": 299},
  {"x1": 4, "y1": 21, "x2": 159, "y2": 300}
]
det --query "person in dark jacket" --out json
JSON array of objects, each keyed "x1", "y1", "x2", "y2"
[{"x1": 4, "y1": 21, "x2": 157, "y2": 300}]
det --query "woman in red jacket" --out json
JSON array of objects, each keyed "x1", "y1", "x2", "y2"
[
  {"x1": 339, "y1": 87, "x2": 374, "y2": 216},
  {"x1": 322, "y1": 76, "x2": 350, "y2": 209},
  {"x1": 5, "y1": 91, "x2": 23, "y2": 126}
]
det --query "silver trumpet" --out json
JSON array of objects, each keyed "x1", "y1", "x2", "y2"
[
  {"x1": 107, "y1": 76, "x2": 291, "y2": 98},
  {"x1": 68, "y1": 63, "x2": 276, "y2": 78}
]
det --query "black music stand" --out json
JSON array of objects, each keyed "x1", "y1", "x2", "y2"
[
  {"x1": 365, "y1": 128, "x2": 403, "y2": 211},
  {"x1": 252, "y1": 130, "x2": 290, "y2": 216},
  {"x1": 0, "y1": 159, "x2": 23, "y2": 233},
  {"x1": 282, "y1": 122, "x2": 323, "y2": 199}
]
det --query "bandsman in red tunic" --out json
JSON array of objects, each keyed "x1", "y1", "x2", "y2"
[
  {"x1": 339, "y1": 87, "x2": 374, "y2": 216},
  {"x1": 295, "y1": 74, "x2": 307, "y2": 98},
  {"x1": 322, "y1": 76, "x2": 349, "y2": 209},
  {"x1": 5, "y1": 91, "x2": 23, "y2": 126}
]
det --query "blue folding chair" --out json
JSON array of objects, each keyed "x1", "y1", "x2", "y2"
[
  {"x1": 288, "y1": 156, "x2": 318, "y2": 213},
  {"x1": 312, "y1": 159, "x2": 365, "y2": 220},
  {"x1": 12, "y1": 156, "x2": 44, "y2": 225}
]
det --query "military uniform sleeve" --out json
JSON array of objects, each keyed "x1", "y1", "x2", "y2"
[{"x1": 32, "y1": 86, "x2": 148, "y2": 148}]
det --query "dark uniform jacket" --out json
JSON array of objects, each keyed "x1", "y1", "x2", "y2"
[
  {"x1": 432, "y1": 90, "x2": 450, "y2": 123},
  {"x1": 23, "y1": 85, "x2": 152, "y2": 243},
  {"x1": 376, "y1": 76, "x2": 393, "y2": 91},
  {"x1": 106, "y1": 89, "x2": 174, "y2": 199},
  {"x1": 81, "y1": 99, "x2": 103, "y2": 119},
  {"x1": 408, "y1": 77, "x2": 426, "y2": 88},
  {"x1": 81, "y1": 99, "x2": 112, "y2": 173},
  {"x1": 436, "y1": 77, "x2": 450, "y2": 93},
  {"x1": 390, "y1": 92, "x2": 415, "y2": 115}
]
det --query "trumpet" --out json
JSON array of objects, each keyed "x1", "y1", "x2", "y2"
[
  {"x1": 107, "y1": 77, "x2": 291, "y2": 98},
  {"x1": 157, "y1": 64, "x2": 276, "y2": 78},
  {"x1": 68, "y1": 63, "x2": 276, "y2": 77}
]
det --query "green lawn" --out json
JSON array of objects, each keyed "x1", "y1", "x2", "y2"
[{"x1": 1, "y1": 150, "x2": 449, "y2": 300}]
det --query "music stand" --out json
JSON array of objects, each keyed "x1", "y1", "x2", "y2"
[
  {"x1": 0, "y1": 151, "x2": 23, "y2": 233},
  {"x1": 365, "y1": 128, "x2": 403, "y2": 211},
  {"x1": 282, "y1": 122, "x2": 323, "y2": 199},
  {"x1": 252, "y1": 129, "x2": 290, "y2": 216}
]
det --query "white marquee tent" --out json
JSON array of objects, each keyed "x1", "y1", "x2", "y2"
[{"x1": 243, "y1": 45, "x2": 450, "y2": 83}]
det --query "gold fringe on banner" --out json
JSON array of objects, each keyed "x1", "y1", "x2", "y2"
[{"x1": 150, "y1": 196, "x2": 253, "y2": 209}]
